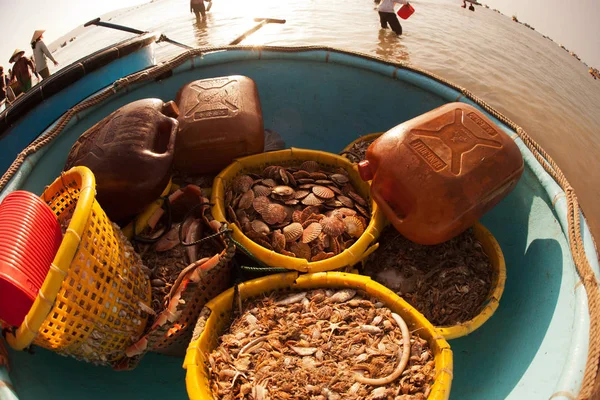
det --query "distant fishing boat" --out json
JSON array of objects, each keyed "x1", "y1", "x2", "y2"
[{"x1": 0, "y1": 41, "x2": 599, "y2": 400}]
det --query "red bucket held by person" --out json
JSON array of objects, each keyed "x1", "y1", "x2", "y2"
[{"x1": 397, "y1": 2, "x2": 415, "y2": 19}]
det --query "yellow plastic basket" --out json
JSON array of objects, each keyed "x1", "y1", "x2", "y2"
[
  {"x1": 340, "y1": 132, "x2": 383, "y2": 163},
  {"x1": 184, "y1": 271, "x2": 453, "y2": 400},
  {"x1": 436, "y1": 222, "x2": 506, "y2": 339},
  {"x1": 211, "y1": 148, "x2": 386, "y2": 272},
  {"x1": 5, "y1": 166, "x2": 152, "y2": 366},
  {"x1": 359, "y1": 222, "x2": 506, "y2": 340}
]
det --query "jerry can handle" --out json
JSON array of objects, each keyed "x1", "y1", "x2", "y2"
[
  {"x1": 372, "y1": 190, "x2": 406, "y2": 224},
  {"x1": 154, "y1": 115, "x2": 179, "y2": 156}
]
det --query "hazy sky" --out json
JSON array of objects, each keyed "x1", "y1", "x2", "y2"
[{"x1": 0, "y1": 0, "x2": 598, "y2": 69}]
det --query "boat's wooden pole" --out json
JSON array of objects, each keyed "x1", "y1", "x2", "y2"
[
  {"x1": 83, "y1": 18, "x2": 194, "y2": 50},
  {"x1": 229, "y1": 18, "x2": 286, "y2": 45}
]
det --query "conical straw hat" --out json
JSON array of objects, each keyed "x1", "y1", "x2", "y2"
[
  {"x1": 9, "y1": 49, "x2": 25, "y2": 63},
  {"x1": 31, "y1": 30, "x2": 45, "y2": 43}
]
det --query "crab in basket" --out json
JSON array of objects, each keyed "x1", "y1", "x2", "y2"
[
  {"x1": 117, "y1": 184, "x2": 235, "y2": 368},
  {"x1": 225, "y1": 161, "x2": 371, "y2": 262}
]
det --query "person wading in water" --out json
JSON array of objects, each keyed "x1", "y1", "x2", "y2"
[
  {"x1": 190, "y1": 0, "x2": 212, "y2": 21},
  {"x1": 378, "y1": 0, "x2": 409, "y2": 35}
]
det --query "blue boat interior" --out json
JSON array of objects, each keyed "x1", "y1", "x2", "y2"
[{"x1": 1, "y1": 49, "x2": 596, "y2": 400}]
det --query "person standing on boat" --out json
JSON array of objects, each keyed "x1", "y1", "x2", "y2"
[
  {"x1": 190, "y1": 0, "x2": 211, "y2": 21},
  {"x1": 31, "y1": 30, "x2": 59, "y2": 80},
  {"x1": 378, "y1": 0, "x2": 409, "y2": 35},
  {"x1": 9, "y1": 50, "x2": 38, "y2": 94}
]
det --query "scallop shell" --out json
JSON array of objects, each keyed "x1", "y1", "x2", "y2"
[
  {"x1": 302, "y1": 193, "x2": 323, "y2": 206},
  {"x1": 320, "y1": 216, "x2": 345, "y2": 237},
  {"x1": 300, "y1": 160, "x2": 320, "y2": 173},
  {"x1": 311, "y1": 252, "x2": 334, "y2": 262},
  {"x1": 332, "y1": 207, "x2": 357, "y2": 218},
  {"x1": 310, "y1": 172, "x2": 328, "y2": 180},
  {"x1": 315, "y1": 180, "x2": 334, "y2": 185},
  {"x1": 253, "y1": 196, "x2": 271, "y2": 215},
  {"x1": 297, "y1": 179, "x2": 315, "y2": 185},
  {"x1": 337, "y1": 195, "x2": 354, "y2": 208},
  {"x1": 290, "y1": 242, "x2": 311, "y2": 261},
  {"x1": 302, "y1": 222, "x2": 322, "y2": 243},
  {"x1": 262, "y1": 203, "x2": 287, "y2": 225},
  {"x1": 330, "y1": 174, "x2": 350, "y2": 185},
  {"x1": 293, "y1": 170, "x2": 311, "y2": 179},
  {"x1": 312, "y1": 186, "x2": 335, "y2": 199},
  {"x1": 286, "y1": 171, "x2": 297, "y2": 186},
  {"x1": 294, "y1": 190, "x2": 310, "y2": 200},
  {"x1": 302, "y1": 218, "x2": 322, "y2": 229},
  {"x1": 328, "y1": 236, "x2": 342, "y2": 255},
  {"x1": 236, "y1": 209, "x2": 250, "y2": 225},
  {"x1": 328, "y1": 185, "x2": 343, "y2": 195},
  {"x1": 261, "y1": 178, "x2": 277, "y2": 187},
  {"x1": 232, "y1": 175, "x2": 254, "y2": 194},
  {"x1": 348, "y1": 191, "x2": 367, "y2": 207},
  {"x1": 292, "y1": 210, "x2": 303, "y2": 223},
  {"x1": 279, "y1": 168, "x2": 289, "y2": 184},
  {"x1": 283, "y1": 206, "x2": 295, "y2": 223},
  {"x1": 254, "y1": 236, "x2": 274, "y2": 250},
  {"x1": 355, "y1": 204, "x2": 370, "y2": 218},
  {"x1": 324, "y1": 199, "x2": 343, "y2": 208},
  {"x1": 251, "y1": 220, "x2": 271, "y2": 235},
  {"x1": 285, "y1": 199, "x2": 299, "y2": 205},
  {"x1": 238, "y1": 190, "x2": 255, "y2": 210},
  {"x1": 253, "y1": 185, "x2": 272, "y2": 197},
  {"x1": 272, "y1": 185, "x2": 295, "y2": 197},
  {"x1": 280, "y1": 248, "x2": 297, "y2": 257},
  {"x1": 245, "y1": 230, "x2": 267, "y2": 243},
  {"x1": 227, "y1": 205, "x2": 239, "y2": 224},
  {"x1": 283, "y1": 223, "x2": 303, "y2": 242},
  {"x1": 344, "y1": 216, "x2": 365, "y2": 238},
  {"x1": 225, "y1": 190, "x2": 233, "y2": 206},
  {"x1": 317, "y1": 232, "x2": 330, "y2": 248},
  {"x1": 271, "y1": 230, "x2": 286, "y2": 252},
  {"x1": 262, "y1": 165, "x2": 279, "y2": 178},
  {"x1": 300, "y1": 206, "x2": 321, "y2": 223}
]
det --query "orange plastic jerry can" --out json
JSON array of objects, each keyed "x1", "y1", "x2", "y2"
[{"x1": 358, "y1": 103, "x2": 524, "y2": 245}]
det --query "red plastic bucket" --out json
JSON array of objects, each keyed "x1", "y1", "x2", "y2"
[
  {"x1": 0, "y1": 191, "x2": 62, "y2": 326},
  {"x1": 397, "y1": 3, "x2": 415, "y2": 19}
]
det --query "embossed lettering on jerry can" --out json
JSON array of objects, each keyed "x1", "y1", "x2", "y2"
[
  {"x1": 358, "y1": 103, "x2": 524, "y2": 245},
  {"x1": 175, "y1": 75, "x2": 264, "y2": 175},
  {"x1": 65, "y1": 99, "x2": 179, "y2": 222}
]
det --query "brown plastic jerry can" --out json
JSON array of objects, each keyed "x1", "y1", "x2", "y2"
[
  {"x1": 64, "y1": 98, "x2": 179, "y2": 222},
  {"x1": 358, "y1": 102, "x2": 524, "y2": 245},
  {"x1": 174, "y1": 75, "x2": 264, "y2": 175}
]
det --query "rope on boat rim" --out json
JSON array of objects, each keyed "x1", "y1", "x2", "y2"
[{"x1": 0, "y1": 45, "x2": 598, "y2": 399}]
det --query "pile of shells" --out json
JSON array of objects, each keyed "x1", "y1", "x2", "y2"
[
  {"x1": 208, "y1": 289, "x2": 436, "y2": 399},
  {"x1": 363, "y1": 226, "x2": 494, "y2": 326},
  {"x1": 341, "y1": 138, "x2": 378, "y2": 163},
  {"x1": 225, "y1": 161, "x2": 371, "y2": 262}
]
